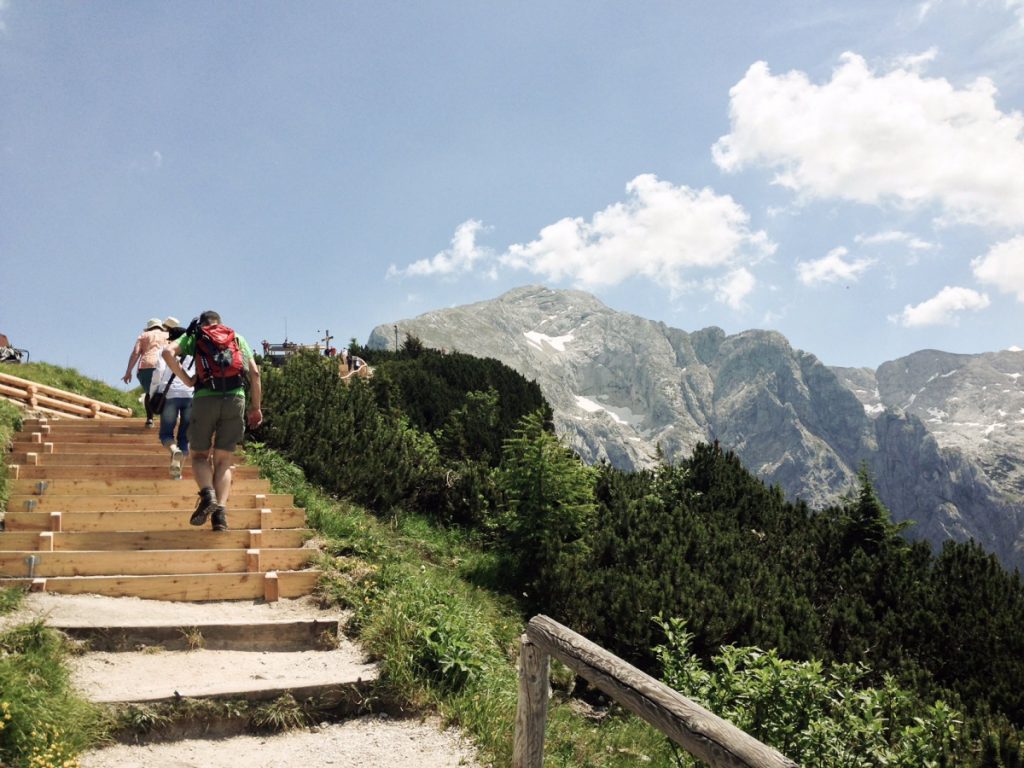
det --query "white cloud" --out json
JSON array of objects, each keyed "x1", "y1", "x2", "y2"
[
  {"x1": 498, "y1": 174, "x2": 775, "y2": 297},
  {"x1": 0, "y1": 0, "x2": 8, "y2": 34},
  {"x1": 152, "y1": 150, "x2": 163, "y2": 169},
  {"x1": 712, "y1": 52, "x2": 1024, "y2": 228},
  {"x1": 855, "y1": 230, "x2": 936, "y2": 251},
  {"x1": 387, "y1": 219, "x2": 490, "y2": 278},
  {"x1": 892, "y1": 285, "x2": 991, "y2": 326},
  {"x1": 797, "y1": 246, "x2": 876, "y2": 285},
  {"x1": 712, "y1": 267, "x2": 756, "y2": 309},
  {"x1": 893, "y1": 47, "x2": 938, "y2": 72},
  {"x1": 972, "y1": 235, "x2": 1024, "y2": 300}
]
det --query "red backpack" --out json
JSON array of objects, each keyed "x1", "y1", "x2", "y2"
[{"x1": 195, "y1": 324, "x2": 246, "y2": 391}]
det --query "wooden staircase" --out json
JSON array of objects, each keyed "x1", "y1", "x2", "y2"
[{"x1": 1, "y1": 417, "x2": 319, "y2": 601}]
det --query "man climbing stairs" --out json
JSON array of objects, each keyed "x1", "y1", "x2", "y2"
[{"x1": 1, "y1": 416, "x2": 318, "y2": 600}]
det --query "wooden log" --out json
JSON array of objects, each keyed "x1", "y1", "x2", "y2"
[
  {"x1": 6, "y1": 493, "x2": 293, "y2": 513},
  {"x1": 3, "y1": 507, "x2": 308, "y2": 533},
  {"x1": 513, "y1": 635, "x2": 551, "y2": 768},
  {"x1": 525, "y1": 615, "x2": 798, "y2": 768},
  {"x1": 0, "y1": 529, "x2": 309, "y2": 552},
  {"x1": 264, "y1": 571, "x2": 280, "y2": 602},
  {"x1": 0, "y1": 372, "x2": 131, "y2": 416},
  {"x1": 9, "y1": 478, "x2": 270, "y2": 496}
]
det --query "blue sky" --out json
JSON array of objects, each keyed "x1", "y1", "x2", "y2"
[{"x1": 2, "y1": 1, "x2": 1023, "y2": 389}]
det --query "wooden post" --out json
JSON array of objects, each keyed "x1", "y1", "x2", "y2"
[
  {"x1": 249, "y1": 529, "x2": 263, "y2": 549},
  {"x1": 513, "y1": 634, "x2": 550, "y2": 768},
  {"x1": 260, "y1": 508, "x2": 273, "y2": 530},
  {"x1": 246, "y1": 549, "x2": 261, "y2": 573},
  {"x1": 525, "y1": 615, "x2": 798, "y2": 768},
  {"x1": 49, "y1": 512, "x2": 62, "y2": 533},
  {"x1": 264, "y1": 571, "x2": 279, "y2": 602},
  {"x1": 38, "y1": 532, "x2": 54, "y2": 552}
]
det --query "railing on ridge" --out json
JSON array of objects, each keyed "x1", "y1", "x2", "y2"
[
  {"x1": 514, "y1": 615, "x2": 799, "y2": 768},
  {"x1": 0, "y1": 371, "x2": 131, "y2": 419}
]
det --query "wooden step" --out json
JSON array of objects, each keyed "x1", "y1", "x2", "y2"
[
  {"x1": 4, "y1": 507, "x2": 308, "y2": 533},
  {"x1": 0, "y1": 570, "x2": 319, "y2": 601},
  {"x1": 8, "y1": 492, "x2": 293, "y2": 512},
  {"x1": 6, "y1": 466, "x2": 261, "y2": 480},
  {"x1": 0, "y1": 529, "x2": 310, "y2": 551},
  {"x1": 12, "y1": 441, "x2": 183, "y2": 454},
  {"x1": 3, "y1": 417, "x2": 320, "y2": 603},
  {"x1": 9, "y1": 478, "x2": 271, "y2": 496},
  {"x1": 0, "y1": 548, "x2": 315, "y2": 578},
  {"x1": 8, "y1": 452, "x2": 252, "y2": 467}
]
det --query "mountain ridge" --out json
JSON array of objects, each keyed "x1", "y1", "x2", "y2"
[{"x1": 368, "y1": 285, "x2": 1024, "y2": 570}]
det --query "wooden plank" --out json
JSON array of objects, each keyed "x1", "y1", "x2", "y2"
[
  {"x1": 277, "y1": 570, "x2": 320, "y2": 598},
  {"x1": 8, "y1": 452, "x2": 201, "y2": 467},
  {"x1": 1, "y1": 573, "x2": 267, "y2": 601},
  {"x1": 0, "y1": 529, "x2": 310, "y2": 552},
  {"x1": 264, "y1": 571, "x2": 280, "y2": 602},
  {"x1": 6, "y1": 493, "x2": 293, "y2": 512},
  {"x1": 513, "y1": 636, "x2": 551, "y2": 768},
  {"x1": 8, "y1": 478, "x2": 270, "y2": 496},
  {"x1": 525, "y1": 616, "x2": 798, "y2": 768},
  {"x1": 0, "y1": 549, "x2": 255, "y2": 578},
  {"x1": 11, "y1": 441, "x2": 172, "y2": 454},
  {"x1": 0, "y1": 372, "x2": 131, "y2": 416},
  {"x1": 3, "y1": 507, "x2": 308, "y2": 533},
  {"x1": 8, "y1": 466, "x2": 260, "y2": 480},
  {"x1": 261, "y1": 549, "x2": 316, "y2": 571}
]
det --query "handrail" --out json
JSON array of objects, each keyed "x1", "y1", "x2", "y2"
[
  {"x1": 514, "y1": 615, "x2": 798, "y2": 768},
  {"x1": 0, "y1": 372, "x2": 131, "y2": 419}
]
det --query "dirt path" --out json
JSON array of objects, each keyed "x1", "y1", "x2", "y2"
[{"x1": 6, "y1": 593, "x2": 482, "y2": 767}]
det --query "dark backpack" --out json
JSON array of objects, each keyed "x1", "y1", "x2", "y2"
[{"x1": 195, "y1": 324, "x2": 246, "y2": 392}]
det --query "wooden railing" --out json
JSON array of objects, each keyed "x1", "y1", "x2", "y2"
[
  {"x1": 0, "y1": 372, "x2": 131, "y2": 419},
  {"x1": 514, "y1": 615, "x2": 798, "y2": 768}
]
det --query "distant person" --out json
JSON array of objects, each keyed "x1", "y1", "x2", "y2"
[
  {"x1": 149, "y1": 321, "x2": 195, "y2": 479},
  {"x1": 122, "y1": 317, "x2": 169, "y2": 428},
  {"x1": 162, "y1": 310, "x2": 262, "y2": 532}
]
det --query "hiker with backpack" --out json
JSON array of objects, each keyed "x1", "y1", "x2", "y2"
[
  {"x1": 148, "y1": 320, "x2": 195, "y2": 480},
  {"x1": 161, "y1": 310, "x2": 263, "y2": 532}
]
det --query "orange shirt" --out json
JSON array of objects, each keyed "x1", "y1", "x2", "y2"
[{"x1": 132, "y1": 328, "x2": 169, "y2": 369}]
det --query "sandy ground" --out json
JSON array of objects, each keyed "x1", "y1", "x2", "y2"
[
  {"x1": 80, "y1": 715, "x2": 480, "y2": 768},
  {"x1": 4, "y1": 593, "x2": 483, "y2": 767}
]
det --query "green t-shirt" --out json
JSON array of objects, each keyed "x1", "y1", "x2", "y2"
[{"x1": 177, "y1": 330, "x2": 253, "y2": 399}]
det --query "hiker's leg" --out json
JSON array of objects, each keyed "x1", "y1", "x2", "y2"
[
  {"x1": 187, "y1": 397, "x2": 217, "y2": 492},
  {"x1": 137, "y1": 369, "x2": 155, "y2": 423},
  {"x1": 158, "y1": 399, "x2": 176, "y2": 449},
  {"x1": 191, "y1": 450, "x2": 214, "y2": 489},
  {"x1": 176, "y1": 399, "x2": 192, "y2": 455},
  {"x1": 212, "y1": 449, "x2": 234, "y2": 508}
]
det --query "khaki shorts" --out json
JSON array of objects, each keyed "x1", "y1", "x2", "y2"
[{"x1": 188, "y1": 394, "x2": 245, "y2": 452}]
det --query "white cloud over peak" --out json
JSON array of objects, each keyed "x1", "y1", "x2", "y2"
[
  {"x1": 499, "y1": 174, "x2": 775, "y2": 296},
  {"x1": 892, "y1": 285, "x2": 991, "y2": 326},
  {"x1": 712, "y1": 52, "x2": 1024, "y2": 227},
  {"x1": 388, "y1": 219, "x2": 490, "y2": 278},
  {"x1": 797, "y1": 246, "x2": 876, "y2": 286},
  {"x1": 712, "y1": 268, "x2": 757, "y2": 309},
  {"x1": 972, "y1": 235, "x2": 1024, "y2": 300}
]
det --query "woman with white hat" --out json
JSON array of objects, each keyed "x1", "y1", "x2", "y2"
[{"x1": 122, "y1": 317, "x2": 169, "y2": 427}]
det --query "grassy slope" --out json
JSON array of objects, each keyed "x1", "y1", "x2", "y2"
[{"x1": 0, "y1": 362, "x2": 143, "y2": 416}]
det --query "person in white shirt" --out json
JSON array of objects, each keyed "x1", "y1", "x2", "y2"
[{"x1": 149, "y1": 322, "x2": 196, "y2": 479}]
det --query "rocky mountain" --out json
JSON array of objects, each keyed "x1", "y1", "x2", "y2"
[{"x1": 368, "y1": 285, "x2": 1024, "y2": 571}]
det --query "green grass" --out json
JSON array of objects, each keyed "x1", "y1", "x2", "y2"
[
  {"x1": 0, "y1": 621, "x2": 109, "y2": 767},
  {"x1": 0, "y1": 398, "x2": 22, "y2": 515},
  {"x1": 245, "y1": 442, "x2": 676, "y2": 767}
]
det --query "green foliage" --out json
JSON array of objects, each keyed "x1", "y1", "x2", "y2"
[
  {"x1": 496, "y1": 410, "x2": 597, "y2": 615},
  {"x1": 0, "y1": 587, "x2": 26, "y2": 616},
  {"x1": 259, "y1": 351, "x2": 438, "y2": 512},
  {"x1": 249, "y1": 694, "x2": 310, "y2": 732},
  {"x1": 0, "y1": 398, "x2": 23, "y2": 514},
  {"x1": 0, "y1": 621, "x2": 107, "y2": 767},
  {"x1": 654, "y1": 616, "x2": 962, "y2": 767}
]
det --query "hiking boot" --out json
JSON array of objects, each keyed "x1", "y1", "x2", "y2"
[
  {"x1": 210, "y1": 505, "x2": 228, "y2": 532},
  {"x1": 145, "y1": 418, "x2": 154, "y2": 428},
  {"x1": 190, "y1": 487, "x2": 217, "y2": 526},
  {"x1": 169, "y1": 446, "x2": 184, "y2": 480}
]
